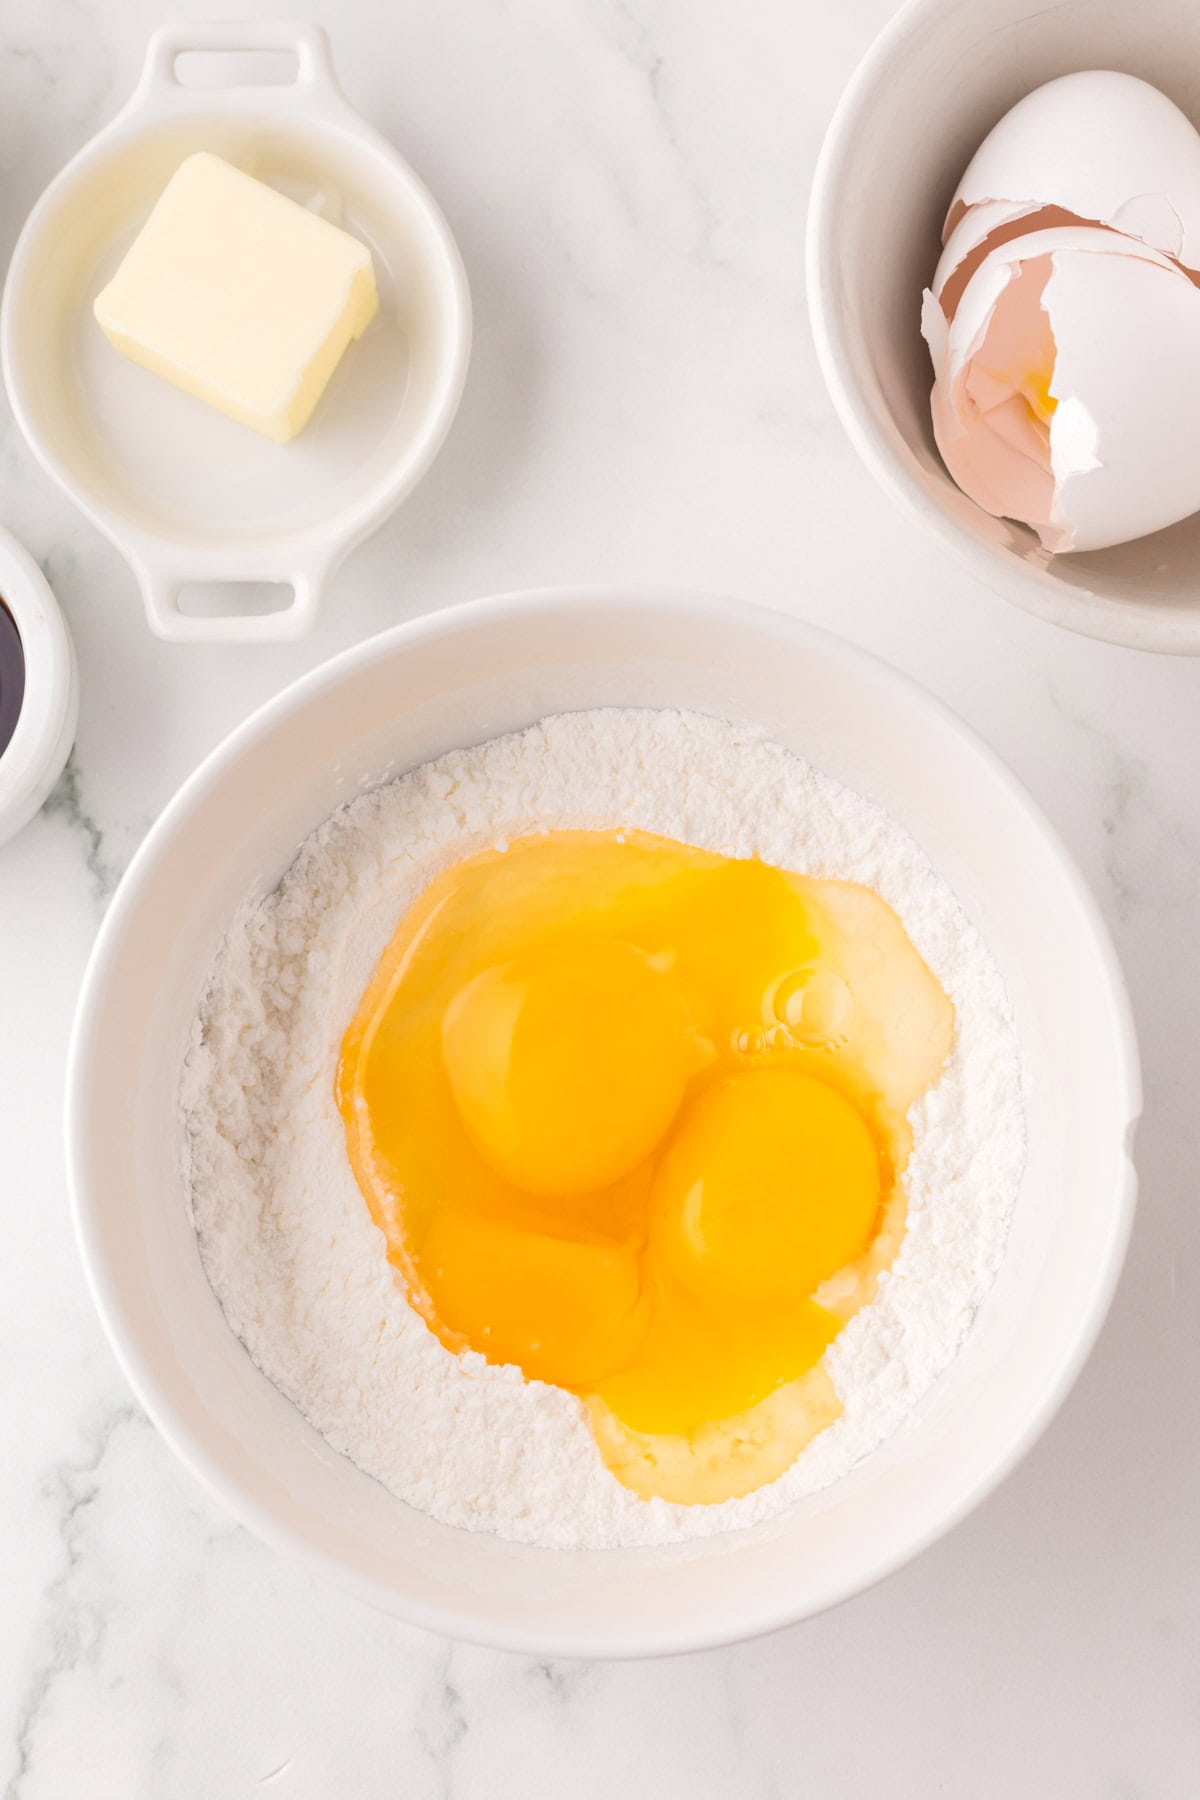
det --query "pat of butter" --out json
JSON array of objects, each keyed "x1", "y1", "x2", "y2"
[{"x1": 93, "y1": 152, "x2": 379, "y2": 443}]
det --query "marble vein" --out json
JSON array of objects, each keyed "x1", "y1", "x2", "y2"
[
  {"x1": 5, "y1": 1403, "x2": 146, "y2": 1800},
  {"x1": 41, "y1": 758, "x2": 127, "y2": 910}
]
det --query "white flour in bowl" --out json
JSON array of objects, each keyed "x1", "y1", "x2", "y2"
[{"x1": 180, "y1": 708, "x2": 1025, "y2": 1551}]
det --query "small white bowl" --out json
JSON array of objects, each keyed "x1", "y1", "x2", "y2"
[
  {"x1": 1, "y1": 22, "x2": 470, "y2": 645},
  {"x1": 0, "y1": 527, "x2": 78, "y2": 849},
  {"x1": 65, "y1": 589, "x2": 1139, "y2": 1656},
  {"x1": 808, "y1": 0, "x2": 1200, "y2": 654}
]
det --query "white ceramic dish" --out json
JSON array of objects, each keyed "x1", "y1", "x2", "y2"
[
  {"x1": 0, "y1": 526, "x2": 78, "y2": 848},
  {"x1": 66, "y1": 589, "x2": 1139, "y2": 1656},
  {"x1": 807, "y1": 0, "x2": 1200, "y2": 655},
  {"x1": 1, "y1": 22, "x2": 470, "y2": 645}
]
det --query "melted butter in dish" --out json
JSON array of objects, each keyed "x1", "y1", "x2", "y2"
[{"x1": 337, "y1": 829, "x2": 953, "y2": 1504}]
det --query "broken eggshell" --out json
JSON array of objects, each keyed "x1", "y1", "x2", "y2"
[
  {"x1": 924, "y1": 225, "x2": 1200, "y2": 553},
  {"x1": 922, "y1": 72, "x2": 1200, "y2": 554}
]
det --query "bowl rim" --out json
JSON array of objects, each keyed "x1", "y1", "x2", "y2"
[
  {"x1": 65, "y1": 586, "x2": 1142, "y2": 1655},
  {"x1": 805, "y1": 0, "x2": 1200, "y2": 658}
]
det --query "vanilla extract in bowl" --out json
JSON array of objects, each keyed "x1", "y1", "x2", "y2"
[
  {"x1": 0, "y1": 529, "x2": 78, "y2": 849},
  {"x1": 0, "y1": 600, "x2": 24, "y2": 758}
]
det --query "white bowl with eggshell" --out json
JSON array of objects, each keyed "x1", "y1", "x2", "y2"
[
  {"x1": 808, "y1": 0, "x2": 1200, "y2": 654},
  {"x1": 1, "y1": 22, "x2": 470, "y2": 644},
  {"x1": 65, "y1": 588, "x2": 1139, "y2": 1655}
]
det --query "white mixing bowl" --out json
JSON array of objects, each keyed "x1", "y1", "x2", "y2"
[
  {"x1": 808, "y1": 0, "x2": 1200, "y2": 654},
  {"x1": 66, "y1": 590, "x2": 1139, "y2": 1655}
]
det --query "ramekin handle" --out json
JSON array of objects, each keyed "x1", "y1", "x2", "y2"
[
  {"x1": 133, "y1": 550, "x2": 332, "y2": 645},
  {"x1": 133, "y1": 21, "x2": 346, "y2": 111}
]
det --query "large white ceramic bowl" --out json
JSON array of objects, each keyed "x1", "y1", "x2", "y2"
[
  {"x1": 808, "y1": 0, "x2": 1200, "y2": 654},
  {"x1": 66, "y1": 590, "x2": 1140, "y2": 1655}
]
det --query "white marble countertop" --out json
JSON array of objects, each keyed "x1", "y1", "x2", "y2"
[{"x1": 1, "y1": 2, "x2": 1197, "y2": 1794}]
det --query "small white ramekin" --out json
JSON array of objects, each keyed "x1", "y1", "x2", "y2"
[
  {"x1": 1, "y1": 22, "x2": 471, "y2": 645},
  {"x1": 807, "y1": 0, "x2": 1200, "y2": 654},
  {"x1": 0, "y1": 526, "x2": 78, "y2": 849}
]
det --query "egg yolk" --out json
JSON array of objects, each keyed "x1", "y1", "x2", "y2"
[
  {"x1": 337, "y1": 829, "x2": 953, "y2": 1504},
  {"x1": 442, "y1": 937, "x2": 700, "y2": 1198},
  {"x1": 655, "y1": 1068, "x2": 881, "y2": 1303},
  {"x1": 1023, "y1": 363, "x2": 1058, "y2": 425}
]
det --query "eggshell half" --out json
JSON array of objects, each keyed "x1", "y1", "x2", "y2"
[
  {"x1": 946, "y1": 71, "x2": 1200, "y2": 267},
  {"x1": 924, "y1": 224, "x2": 1200, "y2": 552},
  {"x1": 932, "y1": 246, "x2": 1060, "y2": 545},
  {"x1": 1047, "y1": 247, "x2": 1200, "y2": 549}
]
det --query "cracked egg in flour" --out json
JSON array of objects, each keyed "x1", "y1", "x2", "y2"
[{"x1": 337, "y1": 828, "x2": 953, "y2": 1504}]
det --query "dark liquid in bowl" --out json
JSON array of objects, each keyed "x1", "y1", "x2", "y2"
[{"x1": 0, "y1": 601, "x2": 24, "y2": 758}]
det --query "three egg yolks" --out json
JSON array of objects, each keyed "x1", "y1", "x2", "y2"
[{"x1": 337, "y1": 830, "x2": 953, "y2": 1503}]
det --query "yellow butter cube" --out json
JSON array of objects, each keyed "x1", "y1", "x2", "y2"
[{"x1": 93, "y1": 152, "x2": 378, "y2": 443}]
